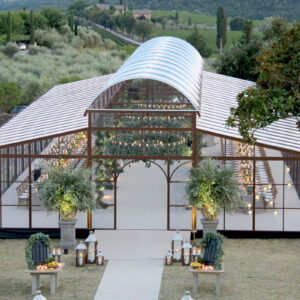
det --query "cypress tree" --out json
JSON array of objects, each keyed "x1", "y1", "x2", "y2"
[
  {"x1": 216, "y1": 6, "x2": 227, "y2": 54},
  {"x1": 69, "y1": 12, "x2": 74, "y2": 32},
  {"x1": 6, "y1": 11, "x2": 12, "y2": 43},
  {"x1": 30, "y1": 10, "x2": 35, "y2": 45},
  {"x1": 75, "y1": 20, "x2": 78, "y2": 36}
]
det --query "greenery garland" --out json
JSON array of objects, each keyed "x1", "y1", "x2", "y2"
[
  {"x1": 25, "y1": 232, "x2": 51, "y2": 270},
  {"x1": 201, "y1": 232, "x2": 225, "y2": 270}
]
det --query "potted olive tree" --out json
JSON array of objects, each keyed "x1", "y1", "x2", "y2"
[
  {"x1": 38, "y1": 166, "x2": 96, "y2": 250},
  {"x1": 186, "y1": 159, "x2": 244, "y2": 235}
]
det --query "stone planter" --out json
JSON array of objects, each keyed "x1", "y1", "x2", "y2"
[
  {"x1": 201, "y1": 218, "x2": 219, "y2": 237},
  {"x1": 59, "y1": 219, "x2": 76, "y2": 250}
]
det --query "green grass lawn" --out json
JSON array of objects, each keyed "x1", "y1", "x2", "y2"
[
  {"x1": 151, "y1": 28, "x2": 245, "y2": 53},
  {"x1": 159, "y1": 239, "x2": 300, "y2": 299},
  {"x1": 0, "y1": 239, "x2": 106, "y2": 300},
  {"x1": 152, "y1": 10, "x2": 264, "y2": 28}
]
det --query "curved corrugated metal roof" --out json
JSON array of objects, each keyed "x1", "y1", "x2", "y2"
[{"x1": 89, "y1": 36, "x2": 204, "y2": 111}]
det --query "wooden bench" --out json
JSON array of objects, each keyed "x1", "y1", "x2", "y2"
[
  {"x1": 25, "y1": 263, "x2": 64, "y2": 295},
  {"x1": 189, "y1": 267, "x2": 224, "y2": 295}
]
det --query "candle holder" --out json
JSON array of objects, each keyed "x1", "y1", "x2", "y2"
[
  {"x1": 182, "y1": 240, "x2": 192, "y2": 266},
  {"x1": 57, "y1": 248, "x2": 61, "y2": 262},
  {"x1": 96, "y1": 250, "x2": 104, "y2": 266},
  {"x1": 52, "y1": 248, "x2": 56, "y2": 261},
  {"x1": 76, "y1": 241, "x2": 87, "y2": 267},
  {"x1": 165, "y1": 250, "x2": 173, "y2": 266}
]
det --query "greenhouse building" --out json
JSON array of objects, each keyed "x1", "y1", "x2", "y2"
[{"x1": 0, "y1": 37, "x2": 299, "y2": 235}]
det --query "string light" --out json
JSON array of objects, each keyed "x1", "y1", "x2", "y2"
[{"x1": 274, "y1": 210, "x2": 278, "y2": 216}]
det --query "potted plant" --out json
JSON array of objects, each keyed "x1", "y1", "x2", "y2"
[
  {"x1": 186, "y1": 158, "x2": 244, "y2": 235},
  {"x1": 38, "y1": 166, "x2": 96, "y2": 250}
]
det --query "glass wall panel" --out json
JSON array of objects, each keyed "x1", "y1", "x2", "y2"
[
  {"x1": 284, "y1": 209, "x2": 300, "y2": 231},
  {"x1": 170, "y1": 183, "x2": 189, "y2": 205},
  {"x1": 170, "y1": 207, "x2": 192, "y2": 230},
  {"x1": 76, "y1": 212, "x2": 88, "y2": 229},
  {"x1": 255, "y1": 209, "x2": 283, "y2": 231},
  {"x1": 170, "y1": 161, "x2": 192, "y2": 182},
  {"x1": 225, "y1": 209, "x2": 253, "y2": 230},
  {"x1": 285, "y1": 185, "x2": 300, "y2": 208},
  {"x1": 32, "y1": 211, "x2": 58, "y2": 228},
  {"x1": 255, "y1": 185, "x2": 283, "y2": 209},
  {"x1": 92, "y1": 206, "x2": 114, "y2": 229},
  {"x1": 200, "y1": 134, "x2": 223, "y2": 156},
  {"x1": 2, "y1": 206, "x2": 29, "y2": 228}
]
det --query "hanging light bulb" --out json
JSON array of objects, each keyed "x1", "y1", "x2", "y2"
[
  {"x1": 286, "y1": 167, "x2": 290, "y2": 172},
  {"x1": 248, "y1": 210, "x2": 252, "y2": 215},
  {"x1": 287, "y1": 182, "x2": 292, "y2": 187},
  {"x1": 274, "y1": 210, "x2": 278, "y2": 216}
]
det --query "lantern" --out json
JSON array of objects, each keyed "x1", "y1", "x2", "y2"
[
  {"x1": 182, "y1": 240, "x2": 192, "y2": 266},
  {"x1": 75, "y1": 241, "x2": 87, "y2": 267},
  {"x1": 191, "y1": 247, "x2": 198, "y2": 262},
  {"x1": 165, "y1": 250, "x2": 173, "y2": 266},
  {"x1": 172, "y1": 230, "x2": 183, "y2": 262},
  {"x1": 96, "y1": 250, "x2": 104, "y2": 266},
  {"x1": 33, "y1": 291, "x2": 47, "y2": 300},
  {"x1": 180, "y1": 291, "x2": 194, "y2": 300},
  {"x1": 85, "y1": 231, "x2": 98, "y2": 264}
]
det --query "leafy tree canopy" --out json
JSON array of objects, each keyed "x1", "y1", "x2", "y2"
[
  {"x1": 227, "y1": 22, "x2": 300, "y2": 143},
  {"x1": 186, "y1": 25, "x2": 212, "y2": 58},
  {"x1": 40, "y1": 7, "x2": 66, "y2": 29},
  {"x1": 0, "y1": 82, "x2": 22, "y2": 113}
]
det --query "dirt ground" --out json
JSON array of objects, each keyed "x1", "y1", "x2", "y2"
[
  {"x1": 159, "y1": 239, "x2": 300, "y2": 300},
  {"x1": 0, "y1": 239, "x2": 106, "y2": 300}
]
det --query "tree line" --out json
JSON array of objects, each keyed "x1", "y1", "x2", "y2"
[
  {"x1": 0, "y1": 7, "x2": 66, "y2": 43},
  {"x1": 70, "y1": 1, "x2": 153, "y2": 41}
]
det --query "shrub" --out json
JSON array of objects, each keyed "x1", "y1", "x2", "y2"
[
  {"x1": 3, "y1": 42, "x2": 20, "y2": 57},
  {"x1": 28, "y1": 45, "x2": 49, "y2": 55},
  {"x1": 38, "y1": 166, "x2": 96, "y2": 221},
  {"x1": 71, "y1": 36, "x2": 84, "y2": 49},
  {"x1": 186, "y1": 159, "x2": 244, "y2": 220},
  {"x1": 58, "y1": 75, "x2": 82, "y2": 84},
  {"x1": 104, "y1": 39, "x2": 116, "y2": 50}
]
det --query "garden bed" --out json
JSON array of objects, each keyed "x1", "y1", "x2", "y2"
[
  {"x1": 159, "y1": 239, "x2": 300, "y2": 299},
  {"x1": 0, "y1": 239, "x2": 106, "y2": 300}
]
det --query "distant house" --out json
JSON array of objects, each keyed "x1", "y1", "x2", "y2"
[
  {"x1": 132, "y1": 9, "x2": 151, "y2": 20},
  {"x1": 86, "y1": 4, "x2": 151, "y2": 20}
]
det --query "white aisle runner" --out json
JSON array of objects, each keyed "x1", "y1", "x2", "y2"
[{"x1": 93, "y1": 230, "x2": 190, "y2": 300}]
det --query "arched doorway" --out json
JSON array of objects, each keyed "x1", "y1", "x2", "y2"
[{"x1": 116, "y1": 161, "x2": 167, "y2": 229}]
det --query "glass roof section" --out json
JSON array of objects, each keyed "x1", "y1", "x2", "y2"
[{"x1": 88, "y1": 36, "x2": 204, "y2": 111}]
